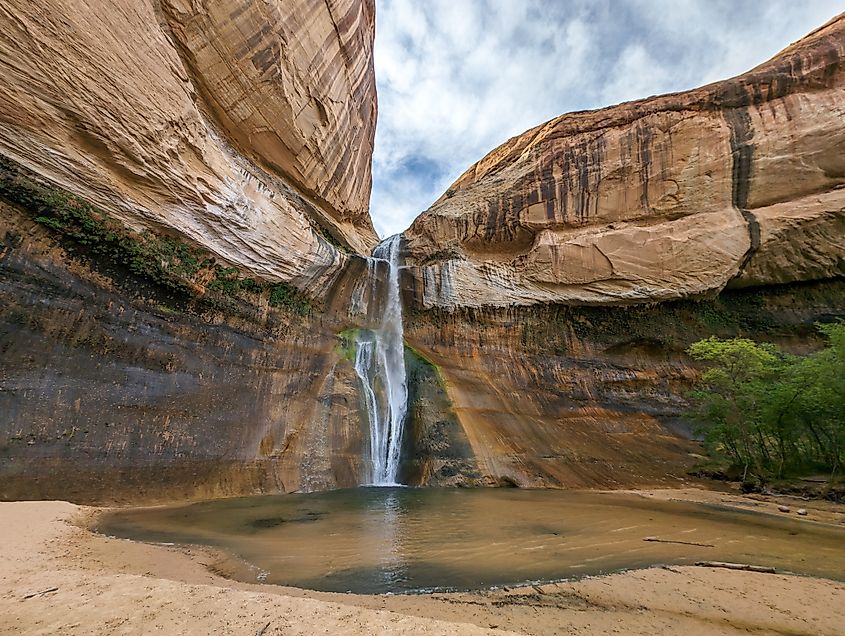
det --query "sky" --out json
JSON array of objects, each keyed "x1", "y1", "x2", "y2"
[{"x1": 369, "y1": 0, "x2": 845, "y2": 238}]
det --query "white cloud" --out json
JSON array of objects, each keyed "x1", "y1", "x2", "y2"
[
  {"x1": 369, "y1": 0, "x2": 845, "y2": 239},
  {"x1": 600, "y1": 44, "x2": 669, "y2": 106}
]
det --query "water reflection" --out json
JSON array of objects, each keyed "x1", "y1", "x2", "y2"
[
  {"x1": 362, "y1": 489, "x2": 406, "y2": 590},
  {"x1": 97, "y1": 488, "x2": 845, "y2": 594}
]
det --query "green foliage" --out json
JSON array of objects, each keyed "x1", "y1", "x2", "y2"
[
  {"x1": 238, "y1": 278, "x2": 263, "y2": 294},
  {"x1": 0, "y1": 155, "x2": 312, "y2": 315},
  {"x1": 1, "y1": 157, "x2": 206, "y2": 293},
  {"x1": 33, "y1": 216, "x2": 65, "y2": 231},
  {"x1": 696, "y1": 305, "x2": 739, "y2": 331},
  {"x1": 687, "y1": 324, "x2": 845, "y2": 480},
  {"x1": 335, "y1": 329, "x2": 362, "y2": 363},
  {"x1": 268, "y1": 283, "x2": 310, "y2": 314},
  {"x1": 314, "y1": 224, "x2": 349, "y2": 253}
]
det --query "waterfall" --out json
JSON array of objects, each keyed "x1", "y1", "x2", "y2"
[{"x1": 353, "y1": 235, "x2": 408, "y2": 486}]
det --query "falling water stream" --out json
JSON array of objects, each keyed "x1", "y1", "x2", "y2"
[{"x1": 353, "y1": 235, "x2": 408, "y2": 486}]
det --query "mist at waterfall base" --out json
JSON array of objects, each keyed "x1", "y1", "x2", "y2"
[
  {"x1": 352, "y1": 235, "x2": 408, "y2": 486},
  {"x1": 96, "y1": 488, "x2": 845, "y2": 595}
]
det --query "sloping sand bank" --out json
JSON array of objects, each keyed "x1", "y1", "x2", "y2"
[{"x1": 1, "y1": 492, "x2": 844, "y2": 635}]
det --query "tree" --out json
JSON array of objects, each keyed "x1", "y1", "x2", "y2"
[{"x1": 686, "y1": 323, "x2": 845, "y2": 481}]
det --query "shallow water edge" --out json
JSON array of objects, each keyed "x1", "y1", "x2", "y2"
[{"x1": 95, "y1": 487, "x2": 845, "y2": 595}]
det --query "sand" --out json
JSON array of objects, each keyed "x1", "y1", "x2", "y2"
[{"x1": 1, "y1": 488, "x2": 844, "y2": 635}]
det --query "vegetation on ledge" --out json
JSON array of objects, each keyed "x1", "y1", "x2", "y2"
[
  {"x1": 404, "y1": 342, "x2": 448, "y2": 389},
  {"x1": 0, "y1": 155, "x2": 310, "y2": 316},
  {"x1": 686, "y1": 323, "x2": 845, "y2": 485},
  {"x1": 314, "y1": 223, "x2": 350, "y2": 254},
  {"x1": 335, "y1": 328, "x2": 362, "y2": 363},
  {"x1": 407, "y1": 280, "x2": 845, "y2": 356}
]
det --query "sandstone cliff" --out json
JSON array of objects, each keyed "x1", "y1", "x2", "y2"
[
  {"x1": 3, "y1": 7, "x2": 845, "y2": 503},
  {"x1": 0, "y1": 0, "x2": 378, "y2": 298},
  {"x1": 3, "y1": 190, "x2": 841, "y2": 501},
  {"x1": 402, "y1": 281, "x2": 845, "y2": 488},
  {"x1": 0, "y1": 0, "x2": 383, "y2": 502},
  {"x1": 0, "y1": 200, "x2": 371, "y2": 502},
  {"x1": 403, "y1": 14, "x2": 845, "y2": 309}
]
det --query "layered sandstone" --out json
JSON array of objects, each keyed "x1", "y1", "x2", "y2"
[
  {"x1": 402, "y1": 280, "x2": 845, "y2": 488},
  {"x1": 0, "y1": 203, "x2": 371, "y2": 503},
  {"x1": 162, "y1": 0, "x2": 378, "y2": 236},
  {"x1": 403, "y1": 13, "x2": 845, "y2": 309},
  {"x1": 3, "y1": 193, "x2": 842, "y2": 501},
  {"x1": 0, "y1": 0, "x2": 378, "y2": 299}
]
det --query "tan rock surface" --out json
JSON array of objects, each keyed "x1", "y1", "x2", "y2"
[
  {"x1": 404, "y1": 307, "x2": 703, "y2": 488},
  {"x1": 403, "y1": 13, "x2": 845, "y2": 309},
  {"x1": 0, "y1": 0, "x2": 378, "y2": 299},
  {"x1": 731, "y1": 188, "x2": 845, "y2": 287},
  {"x1": 162, "y1": 0, "x2": 378, "y2": 235}
]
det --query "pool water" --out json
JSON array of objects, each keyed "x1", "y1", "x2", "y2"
[{"x1": 96, "y1": 488, "x2": 845, "y2": 594}]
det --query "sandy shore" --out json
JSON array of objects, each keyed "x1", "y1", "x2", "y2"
[{"x1": 1, "y1": 488, "x2": 844, "y2": 635}]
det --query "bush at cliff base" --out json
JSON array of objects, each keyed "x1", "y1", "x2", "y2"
[{"x1": 687, "y1": 322, "x2": 845, "y2": 482}]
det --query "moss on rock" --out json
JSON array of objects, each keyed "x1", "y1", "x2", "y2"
[{"x1": 0, "y1": 155, "x2": 311, "y2": 316}]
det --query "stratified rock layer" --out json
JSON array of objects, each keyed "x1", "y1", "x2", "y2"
[
  {"x1": 403, "y1": 14, "x2": 845, "y2": 309},
  {"x1": 0, "y1": 202, "x2": 370, "y2": 503},
  {"x1": 3, "y1": 194, "x2": 843, "y2": 502},
  {"x1": 402, "y1": 281, "x2": 845, "y2": 488},
  {"x1": 0, "y1": 0, "x2": 378, "y2": 298}
]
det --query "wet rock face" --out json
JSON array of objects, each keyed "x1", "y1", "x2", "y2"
[
  {"x1": 400, "y1": 348, "x2": 484, "y2": 487},
  {"x1": 403, "y1": 280, "x2": 845, "y2": 488},
  {"x1": 0, "y1": 206, "x2": 369, "y2": 504},
  {"x1": 0, "y1": 198, "x2": 480, "y2": 502},
  {"x1": 0, "y1": 0, "x2": 377, "y2": 298},
  {"x1": 403, "y1": 14, "x2": 845, "y2": 309}
]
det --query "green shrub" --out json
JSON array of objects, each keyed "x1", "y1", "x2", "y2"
[
  {"x1": 269, "y1": 283, "x2": 310, "y2": 314},
  {"x1": 687, "y1": 323, "x2": 845, "y2": 480}
]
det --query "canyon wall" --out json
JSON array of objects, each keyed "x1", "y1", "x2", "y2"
[
  {"x1": 3, "y1": 183, "x2": 841, "y2": 502},
  {"x1": 401, "y1": 280, "x2": 845, "y2": 488},
  {"x1": 2, "y1": 5, "x2": 845, "y2": 502},
  {"x1": 397, "y1": 12, "x2": 845, "y2": 488},
  {"x1": 0, "y1": 0, "x2": 382, "y2": 503},
  {"x1": 0, "y1": 199, "x2": 373, "y2": 503},
  {"x1": 0, "y1": 0, "x2": 377, "y2": 295},
  {"x1": 402, "y1": 14, "x2": 845, "y2": 308}
]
